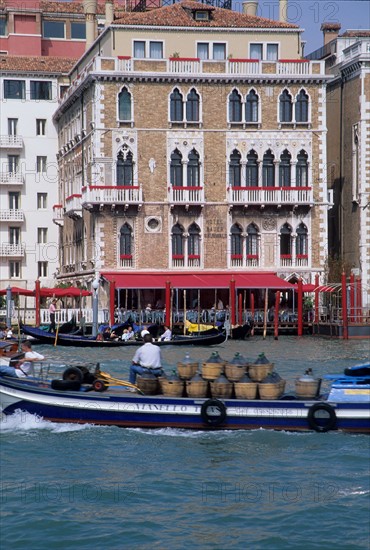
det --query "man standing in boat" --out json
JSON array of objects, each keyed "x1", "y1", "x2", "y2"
[
  {"x1": 129, "y1": 333, "x2": 163, "y2": 384},
  {"x1": 48, "y1": 298, "x2": 58, "y2": 332}
]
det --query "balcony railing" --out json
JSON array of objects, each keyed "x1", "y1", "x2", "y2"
[
  {"x1": 65, "y1": 194, "x2": 82, "y2": 217},
  {"x1": 168, "y1": 185, "x2": 204, "y2": 205},
  {"x1": 0, "y1": 135, "x2": 23, "y2": 148},
  {"x1": 277, "y1": 60, "x2": 311, "y2": 75},
  {"x1": 0, "y1": 209, "x2": 24, "y2": 222},
  {"x1": 0, "y1": 172, "x2": 24, "y2": 185},
  {"x1": 228, "y1": 186, "x2": 313, "y2": 206},
  {"x1": 52, "y1": 204, "x2": 64, "y2": 225},
  {"x1": 120, "y1": 255, "x2": 134, "y2": 268},
  {"x1": 0, "y1": 243, "x2": 24, "y2": 257},
  {"x1": 81, "y1": 185, "x2": 143, "y2": 208},
  {"x1": 230, "y1": 255, "x2": 260, "y2": 268}
]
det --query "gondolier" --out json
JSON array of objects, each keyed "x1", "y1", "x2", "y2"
[
  {"x1": 129, "y1": 333, "x2": 163, "y2": 384},
  {"x1": 48, "y1": 298, "x2": 58, "y2": 332}
]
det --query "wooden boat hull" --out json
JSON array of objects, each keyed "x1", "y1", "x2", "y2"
[
  {"x1": 0, "y1": 376, "x2": 369, "y2": 433},
  {"x1": 20, "y1": 325, "x2": 227, "y2": 347}
]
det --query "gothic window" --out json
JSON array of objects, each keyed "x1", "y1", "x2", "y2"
[
  {"x1": 230, "y1": 223, "x2": 242, "y2": 256},
  {"x1": 296, "y1": 89, "x2": 309, "y2": 122},
  {"x1": 120, "y1": 223, "x2": 132, "y2": 256},
  {"x1": 186, "y1": 88, "x2": 200, "y2": 122},
  {"x1": 279, "y1": 89, "x2": 292, "y2": 122},
  {"x1": 118, "y1": 87, "x2": 132, "y2": 121},
  {"x1": 170, "y1": 88, "x2": 183, "y2": 122},
  {"x1": 170, "y1": 149, "x2": 183, "y2": 186},
  {"x1": 280, "y1": 223, "x2": 292, "y2": 256},
  {"x1": 296, "y1": 223, "x2": 308, "y2": 256},
  {"x1": 187, "y1": 149, "x2": 200, "y2": 187},
  {"x1": 229, "y1": 89, "x2": 242, "y2": 122},
  {"x1": 246, "y1": 150, "x2": 258, "y2": 186},
  {"x1": 246, "y1": 89, "x2": 258, "y2": 122},
  {"x1": 188, "y1": 223, "x2": 200, "y2": 256},
  {"x1": 229, "y1": 150, "x2": 241, "y2": 187},
  {"x1": 116, "y1": 148, "x2": 133, "y2": 185},
  {"x1": 246, "y1": 223, "x2": 259, "y2": 256},
  {"x1": 172, "y1": 224, "x2": 184, "y2": 256},
  {"x1": 296, "y1": 150, "x2": 308, "y2": 187},
  {"x1": 262, "y1": 149, "x2": 275, "y2": 187},
  {"x1": 279, "y1": 149, "x2": 291, "y2": 187}
]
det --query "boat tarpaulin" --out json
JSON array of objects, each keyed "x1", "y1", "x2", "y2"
[{"x1": 102, "y1": 272, "x2": 295, "y2": 290}]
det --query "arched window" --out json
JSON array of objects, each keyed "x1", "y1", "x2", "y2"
[
  {"x1": 229, "y1": 149, "x2": 241, "y2": 187},
  {"x1": 170, "y1": 149, "x2": 183, "y2": 186},
  {"x1": 187, "y1": 149, "x2": 200, "y2": 187},
  {"x1": 296, "y1": 150, "x2": 308, "y2": 187},
  {"x1": 246, "y1": 89, "x2": 258, "y2": 122},
  {"x1": 229, "y1": 89, "x2": 242, "y2": 122},
  {"x1": 296, "y1": 223, "x2": 308, "y2": 256},
  {"x1": 230, "y1": 223, "x2": 242, "y2": 256},
  {"x1": 170, "y1": 88, "x2": 183, "y2": 122},
  {"x1": 186, "y1": 88, "x2": 200, "y2": 122},
  {"x1": 120, "y1": 223, "x2": 132, "y2": 256},
  {"x1": 246, "y1": 223, "x2": 259, "y2": 256},
  {"x1": 172, "y1": 224, "x2": 183, "y2": 256},
  {"x1": 262, "y1": 149, "x2": 275, "y2": 187},
  {"x1": 246, "y1": 150, "x2": 258, "y2": 186},
  {"x1": 280, "y1": 223, "x2": 292, "y2": 256},
  {"x1": 188, "y1": 223, "x2": 200, "y2": 256},
  {"x1": 279, "y1": 89, "x2": 292, "y2": 122},
  {"x1": 279, "y1": 149, "x2": 291, "y2": 187},
  {"x1": 118, "y1": 87, "x2": 132, "y2": 121},
  {"x1": 296, "y1": 89, "x2": 309, "y2": 122},
  {"x1": 116, "y1": 149, "x2": 133, "y2": 185}
]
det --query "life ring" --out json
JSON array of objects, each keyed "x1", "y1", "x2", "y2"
[
  {"x1": 62, "y1": 367, "x2": 83, "y2": 383},
  {"x1": 201, "y1": 399, "x2": 227, "y2": 427},
  {"x1": 307, "y1": 403, "x2": 337, "y2": 432}
]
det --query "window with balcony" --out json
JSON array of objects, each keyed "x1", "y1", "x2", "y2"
[
  {"x1": 37, "y1": 227, "x2": 48, "y2": 244},
  {"x1": 9, "y1": 192, "x2": 20, "y2": 210},
  {"x1": 170, "y1": 88, "x2": 183, "y2": 122},
  {"x1": 231, "y1": 224, "x2": 243, "y2": 257},
  {"x1": 280, "y1": 223, "x2": 292, "y2": 257},
  {"x1": 116, "y1": 149, "x2": 133, "y2": 185},
  {"x1": 266, "y1": 44, "x2": 279, "y2": 60},
  {"x1": 118, "y1": 87, "x2": 132, "y2": 121},
  {"x1": 186, "y1": 89, "x2": 200, "y2": 122},
  {"x1": 188, "y1": 223, "x2": 200, "y2": 257},
  {"x1": 279, "y1": 150, "x2": 291, "y2": 187},
  {"x1": 246, "y1": 223, "x2": 259, "y2": 257},
  {"x1": 229, "y1": 150, "x2": 241, "y2": 187},
  {"x1": 213, "y1": 43, "x2": 226, "y2": 60},
  {"x1": 133, "y1": 40, "x2": 163, "y2": 58},
  {"x1": 119, "y1": 223, "x2": 132, "y2": 259},
  {"x1": 262, "y1": 150, "x2": 275, "y2": 187},
  {"x1": 296, "y1": 223, "x2": 308, "y2": 256},
  {"x1": 8, "y1": 118, "x2": 18, "y2": 135},
  {"x1": 229, "y1": 89, "x2": 242, "y2": 123},
  {"x1": 170, "y1": 149, "x2": 183, "y2": 186},
  {"x1": 187, "y1": 149, "x2": 200, "y2": 187},
  {"x1": 296, "y1": 150, "x2": 308, "y2": 187},
  {"x1": 197, "y1": 42, "x2": 226, "y2": 60},
  {"x1": 30, "y1": 81, "x2": 52, "y2": 101},
  {"x1": 4, "y1": 80, "x2": 25, "y2": 100},
  {"x1": 149, "y1": 41, "x2": 163, "y2": 59},
  {"x1": 9, "y1": 261, "x2": 21, "y2": 278},
  {"x1": 133, "y1": 41, "x2": 145, "y2": 58},
  {"x1": 8, "y1": 155, "x2": 19, "y2": 173},
  {"x1": 37, "y1": 156, "x2": 47, "y2": 173},
  {"x1": 197, "y1": 42, "x2": 209, "y2": 60},
  {"x1": 38, "y1": 261, "x2": 48, "y2": 278},
  {"x1": 71, "y1": 22, "x2": 86, "y2": 40},
  {"x1": 9, "y1": 227, "x2": 20, "y2": 245},
  {"x1": 279, "y1": 89, "x2": 292, "y2": 122},
  {"x1": 246, "y1": 150, "x2": 258, "y2": 186},
  {"x1": 296, "y1": 89, "x2": 309, "y2": 122},
  {"x1": 245, "y1": 89, "x2": 258, "y2": 123},
  {"x1": 43, "y1": 21, "x2": 65, "y2": 38},
  {"x1": 36, "y1": 119, "x2": 46, "y2": 136},
  {"x1": 172, "y1": 224, "x2": 184, "y2": 258},
  {"x1": 37, "y1": 193, "x2": 47, "y2": 209},
  {"x1": 250, "y1": 43, "x2": 263, "y2": 60}
]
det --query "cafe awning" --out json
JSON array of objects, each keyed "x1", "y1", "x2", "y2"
[{"x1": 102, "y1": 271, "x2": 295, "y2": 290}]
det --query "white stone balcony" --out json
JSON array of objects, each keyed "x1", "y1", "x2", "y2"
[
  {"x1": 65, "y1": 194, "x2": 82, "y2": 218},
  {"x1": 168, "y1": 185, "x2": 204, "y2": 206},
  {"x1": 227, "y1": 186, "x2": 313, "y2": 207},
  {"x1": 81, "y1": 185, "x2": 143, "y2": 209},
  {"x1": 0, "y1": 209, "x2": 24, "y2": 222},
  {"x1": 52, "y1": 204, "x2": 64, "y2": 225},
  {"x1": 0, "y1": 243, "x2": 24, "y2": 257},
  {"x1": 0, "y1": 135, "x2": 24, "y2": 148},
  {"x1": 0, "y1": 172, "x2": 24, "y2": 185}
]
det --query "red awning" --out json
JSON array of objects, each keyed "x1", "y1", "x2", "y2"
[
  {"x1": 39, "y1": 287, "x2": 92, "y2": 297},
  {"x1": 0, "y1": 286, "x2": 34, "y2": 296},
  {"x1": 102, "y1": 271, "x2": 295, "y2": 290}
]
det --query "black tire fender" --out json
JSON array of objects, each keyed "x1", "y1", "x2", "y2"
[
  {"x1": 307, "y1": 402, "x2": 337, "y2": 432},
  {"x1": 201, "y1": 399, "x2": 227, "y2": 427},
  {"x1": 51, "y1": 379, "x2": 81, "y2": 392},
  {"x1": 62, "y1": 367, "x2": 83, "y2": 383}
]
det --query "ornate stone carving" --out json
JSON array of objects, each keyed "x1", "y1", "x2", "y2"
[{"x1": 262, "y1": 217, "x2": 276, "y2": 231}]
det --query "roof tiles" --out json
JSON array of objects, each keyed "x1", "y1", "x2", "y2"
[{"x1": 0, "y1": 55, "x2": 77, "y2": 74}]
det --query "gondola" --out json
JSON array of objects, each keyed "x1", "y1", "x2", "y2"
[{"x1": 20, "y1": 325, "x2": 227, "y2": 347}]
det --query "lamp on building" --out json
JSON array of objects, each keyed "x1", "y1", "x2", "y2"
[{"x1": 92, "y1": 278, "x2": 99, "y2": 338}]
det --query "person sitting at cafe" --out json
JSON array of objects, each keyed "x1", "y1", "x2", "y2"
[
  {"x1": 0, "y1": 341, "x2": 44, "y2": 378},
  {"x1": 129, "y1": 333, "x2": 163, "y2": 384},
  {"x1": 122, "y1": 326, "x2": 135, "y2": 341},
  {"x1": 160, "y1": 326, "x2": 172, "y2": 341}
]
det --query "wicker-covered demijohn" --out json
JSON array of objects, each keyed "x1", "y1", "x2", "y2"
[
  {"x1": 248, "y1": 352, "x2": 274, "y2": 382},
  {"x1": 177, "y1": 353, "x2": 199, "y2": 380},
  {"x1": 234, "y1": 374, "x2": 258, "y2": 399},
  {"x1": 210, "y1": 374, "x2": 233, "y2": 399},
  {"x1": 186, "y1": 373, "x2": 208, "y2": 398},
  {"x1": 202, "y1": 351, "x2": 226, "y2": 380},
  {"x1": 225, "y1": 352, "x2": 247, "y2": 382},
  {"x1": 136, "y1": 372, "x2": 159, "y2": 395}
]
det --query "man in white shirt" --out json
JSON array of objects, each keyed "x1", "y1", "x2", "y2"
[
  {"x1": 0, "y1": 341, "x2": 44, "y2": 378},
  {"x1": 160, "y1": 326, "x2": 172, "y2": 341},
  {"x1": 129, "y1": 334, "x2": 163, "y2": 384}
]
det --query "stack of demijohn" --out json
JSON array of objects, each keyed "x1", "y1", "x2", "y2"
[{"x1": 202, "y1": 351, "x2": 226, "y2": 380}]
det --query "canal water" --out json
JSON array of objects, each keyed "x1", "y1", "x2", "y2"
[{"x1": 1, "y1": 336, "x2": 369, "y2": 549}]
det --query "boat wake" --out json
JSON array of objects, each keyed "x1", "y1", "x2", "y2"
[{"x1": 0, "y1": 409, "x2": 95, "y2": 434}]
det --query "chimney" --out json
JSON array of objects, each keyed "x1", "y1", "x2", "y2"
[
  {"x1": 83, "y1": 0, "x2": 98, "y2": 50},
  {"x1": 279, "y1": 0, "x2": 288, "y2": 23},
  {"x1": 321, "y1": 22, "x2": 341, "y2": 46},
  {"x1": 105, "y1": 1, "x2": 114, "y2": 27},
  {"x1": 242, "y1": 1, "x2": 258, "y2": 17}
]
